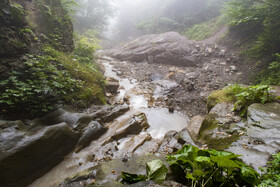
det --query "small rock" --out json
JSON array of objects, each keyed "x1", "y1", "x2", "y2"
[{"x1": 230, "y1": 65, "x2": 237, "y2": 72}]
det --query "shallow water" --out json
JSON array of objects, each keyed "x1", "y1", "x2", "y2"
[{"x1": 29, "y1": 58, "x2": 190, "y2": 187}]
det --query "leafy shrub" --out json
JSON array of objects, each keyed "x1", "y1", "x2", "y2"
[
  {"x1": 233, "y1": 85, "x2": 273, "y2": 116},
  {"x1": 0, "y1": 44, "x2": 106, "y2": 119},
  {"x1": 259, "y1": 152, "x2": 280, "y2": 187},
  {"x1": 120, "y1": 145, "x2": 260, "y2": 186},
  {"x1": 0, "y1": 55, "x2": 81, "y2": 119},
  {"x1": 256, "y1": 53, "x2": 280, "y2": 86},
  {"x1": 207, "y1": 84, "x2": 274, "y2": 116},
  {"x1": 73, "y1": 30, "x2": 100, "y2": 64},
  {"x1": 43, "y1": 46, "x2": 106, "y2": 107},
  {"x1": 224, "y1": 0, "x2": 280, "y2": 59},
  {"x1": 167, "y1": 145, "x2": 260, "y2": 187}
]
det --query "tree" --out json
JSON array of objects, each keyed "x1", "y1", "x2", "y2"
[
  {"x1": 74, "y1": 0, "x2": 115, "y2": 33},
  {"x1": 225, "y1": 0, "x2": 280, "y2": 58}
]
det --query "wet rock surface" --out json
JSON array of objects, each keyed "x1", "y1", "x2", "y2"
[
  {"x1": 109, "y1": 113, "x2": 150, "y2": 141},
  {"x1": 59, "y1": 155, "x2": 185, "y2": 187},
  {"x1": 197, "y1": 103, "x2": 243, "y2": 150},
  {"x1": 227, "y1": 102, "x2": 280, "y2": 172},
  {"x1": 76, "y1": 121, "x2": 108, "y2": 152},
  {"x1": 191, "y1": 101, "x2": 280, "y2": 172},
  {"x1": 0, "y1": 123, "x2": 79, "y2": 187}
]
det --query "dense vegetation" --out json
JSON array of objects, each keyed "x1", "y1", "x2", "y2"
[
  {"x1": 224, "y1": 0, "x2": 280, "y2": 85},
  {"x1": 0, "y1": 0, "x2": 105, "y2": 119}
]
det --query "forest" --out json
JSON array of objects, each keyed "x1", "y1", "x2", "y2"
[{"x1": 0, "y1": 0, "x2": 279, "y2": 186}]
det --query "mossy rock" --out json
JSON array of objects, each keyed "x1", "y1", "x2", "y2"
[
  {"x1": 198, "y1": 114, "x2": 240, "y2": 150},
  {"x1": 207, "y1": 88, "x2": 235, "y2": 113}
]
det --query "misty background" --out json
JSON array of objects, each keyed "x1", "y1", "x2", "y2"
[{"x1": 72, "y1": 0, "x2": 229, "y2": 47}]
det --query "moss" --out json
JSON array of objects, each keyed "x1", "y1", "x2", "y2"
[
  {"x1": 205, "y1": 134, "x2": 240, "y2": 150},
  {"x1": 207, "y1": 89, "x2": 235, "y2": 112},
  {"x1": 198, "y1": 114, "x2": 219, "y2": 135},
  {"x1": 198, "y1": 114, "x2": 240, "y2": 150},
  {"x1": 206, "y1": 84, "x2": 247, "y2": 112}
]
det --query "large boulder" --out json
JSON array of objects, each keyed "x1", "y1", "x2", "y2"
[
  {"x1": 101, "y1": 32, "x2": 200, "y2": 67},
  {"x1": 186, "y1": 115, "x2": 204, "y2": 141},
  {"x1": 0, "y1": 122, "x2": 79, "y2": 187}
]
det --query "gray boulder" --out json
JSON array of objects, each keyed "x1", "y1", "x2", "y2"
[
  {"x1": 0, "y1": 123, "x2": 79, "y2": 187},
  {"x1": 102, "y1": 32, "x2": 199, "y2": 67}
]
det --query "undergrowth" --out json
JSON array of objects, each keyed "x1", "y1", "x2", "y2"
[
  {"x1": 0, "y1": 32, "x2": 105, "y2": 120},
  {"x1": 43, "y1": 46, "x2": 106, "y2": 107},
  {"x1": 256, "y1": 53, "x2": 280, "y2": 86},
  {"x1": 121, "y1": 145, "x2": 260, "y2": 186},
  {"x1": 184, "y1": 15, "x2": 228, "y2": 41},
  {"x1": 259, "y1": 152, "x2": 280, "y2": 187},
  {"x1": 207, "y1": 84, "x2": 274, "y2": 116}
]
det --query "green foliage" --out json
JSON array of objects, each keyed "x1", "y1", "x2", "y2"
[
  {"x1": 224, "y1": 0, "x2": 280, "y2": 58},
  {"x1": 0, "y1": 41, "x2": 105, "y2": 119},
  {"x1": 207, "y1": 84, "x2": 274, "y2": 116},
  {"x1": 43, "y1": 46, "x2": 106, "y2": 107},
  {"x1": 0, "y1": 55, "x2": 81, "y2": 119},
  {"x1": 73, "y1": 30, "x2": 100, "y2": 64},
  {"x1": 121, "y1": 159, "x2": 168, "y2": 184},
  {"x1": 259, "y1": 152, "x2": 280, "y2": 187},
  {"x1": 37, "y1": 0, "x2": 73, "y2": 50},
  {"x1": 10, "y1": 2, "x2": 26, "y2": 25},
  {"x1": 233, "y1": 85, "x2": 273, "y2": 116},
  {"x1": 19, "y1": 28, "x2": 34, "y2": 35},
  {"x1": 167, "y1": 145, "x2": 260, "y2": 186},
  {"x1": 257, "y1": 53, "x2": 280, "y2": 86},
  {"x1": 121, "y1": 172, "x2": 146, "y2": 184},
  {"x1": 207, "y1": 84, "x2": 245, "y2": 112},
  {"x1": 185, "y1": 15, "x2": 228, "y2": 41},
  {"x1": 146, "y1": 159, "x2": 168, "y2": 181},
  {"x1": 61, "y1": 0, "x2": 78, "y2": 16}
]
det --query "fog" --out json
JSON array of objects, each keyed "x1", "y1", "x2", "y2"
[{"x1": 74, "y1": 0, "x2": 229, "y2": 46}]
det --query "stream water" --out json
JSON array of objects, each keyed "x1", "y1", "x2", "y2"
[{"x1": 29, "y1": 57, "x2": 190, "y2": 187}]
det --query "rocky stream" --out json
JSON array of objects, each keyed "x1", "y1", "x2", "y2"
[{"x1": 0, "y1": 32, "x2": 280, "y2": 187}]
